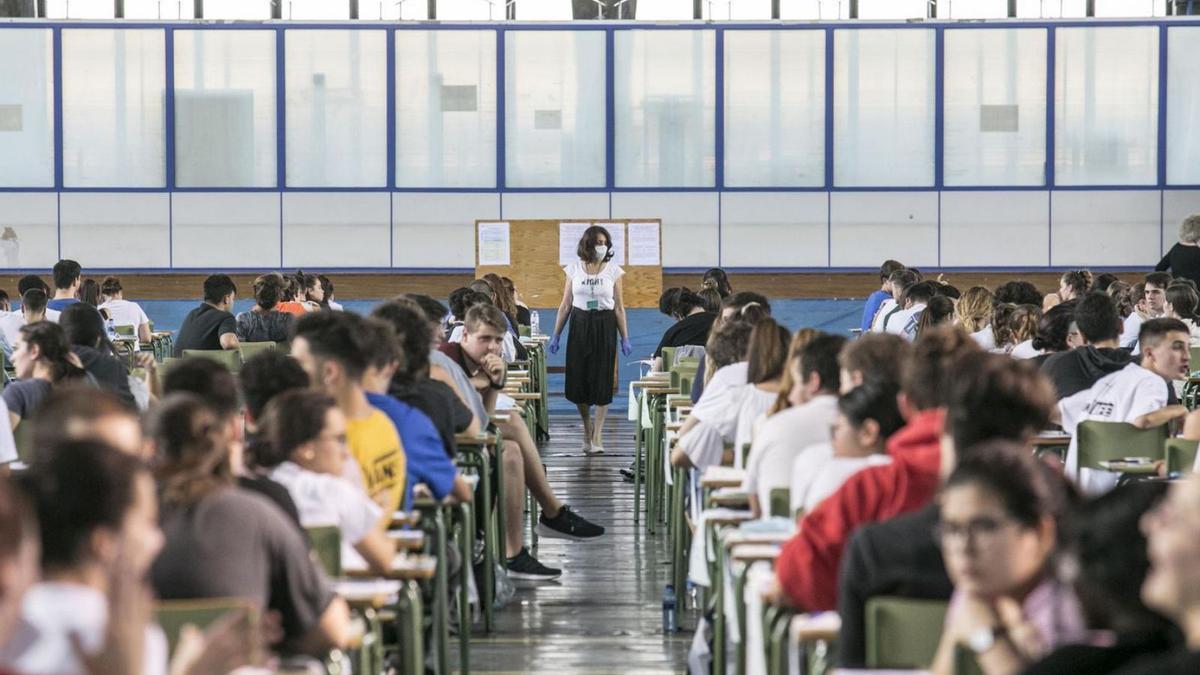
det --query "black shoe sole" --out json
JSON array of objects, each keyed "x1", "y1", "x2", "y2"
[{"x1": 506, "y1": 568, "x2": 562, "y2": 581}]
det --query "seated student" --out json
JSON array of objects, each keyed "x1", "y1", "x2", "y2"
[
  {"x1": 447, "y1": 289, "x2": 519, "y2": 363},
  {"x1": 691, "y1": 292, "x2": 771, "y2": 402},
  {"x1": 1045, "y1": 269, "x2": 1093, "y2": 311},
  {"x1": 1059, "y1": 318, "x2": 1191, "y2": 495},
  {"x1": 886, "y1": 281, "x2": 937, "y2": 340},
  {"x1": 702, "y1": 268, "x2": 734, "y2": 299},
  {"x1": 371, "y1": 300, "x2": 478, "y2": 457},
  {"x1": 1121, "y1": 273, "x2": 1170, "y2": 350},
  {"x1": 164, "y1": 357, "x2": 301, "y2": 530},
  {"x1": 238, "y1": 350, "x2": 310, "y2": 437},
  {"x1": 291, "y1": 311, "x2": 406, "y2": 513},
  {"x1": 732, "y1": 319, "x2": 791, "y2": 467},
  {"x1": 274, "y1": 273, "x2": 313, "y2": 317},
  {"x1": 501, "y1": 276, "x2": 531, "y2": 328},
  {"x1": 1155, "y1": 214, "x2": 1200, "y2": 288},
  {"x1": 1041, "y1": 292, "x2": 1133, "y2": 400},
  {"x1": 295, "y1": 270, "x2": 324, "y2": 311},
  {"x1": 46, "y1": 259, "x2": 81, "y2": 313},
  {"x1": 1024, "y1": 482, "x2": 1175, "y2": 675},
  {"x1": 0, "y1": 440, "x2": 168, "y2": 675},
  {"x1": 860, "y1": 260, "x2": 906, "y2": 334},
  {"x1": 404, "y1": 293, "x2": 490, "y2": 424},
  {"x1": 482, "y1": 273, "x2": 529, "y2": 362},
  {"x1": 97, "y1": 276, "x2": 152, "y2": 344},
  {"x1": 318, "y1": 274, "x2": 342, "y2": 311},
  {"x1": 1023, "y1": 300, "x2": 1077, "y2": 367},
  {"x1": 839, "y1": 332, "x2": 911, "y2": 392},
  {"x1": 789, "y1": 382, "x2": 901, "y2": 516},
  {"x1": 1115, "y1": 475, "x2": 1200, "y2": 674},
  {"x1": 60, "y1": 303, "x2": 136, "y2": 407},
  {"x1": 30, "y1": 386, "x2": 147, "y2": 460},
  {"x1": 149, "y1": 394, "x2": 354, "y2": 656},
  {"x1": 15, "y1": 275, "x2": 61, "y2": 322},
  {"x1": 357, "y1": 319, "x2": 473, "y2": 510},
  {"x1": 651, "y1": 288, "x2": 716, "y2": 372},
  {"x1": 236, "y1": 273, "x2": 294, "y2": 343},
  {"x1": 872, "y1": 269, "x2": 918, "y2": 333},
  {"x1": 1006, "y1": 304, "x2": 1044, "y2": 358},
  {"x1": 0, "y1": 288, "x2": 49, "y2": 356},
  {"x1": 670, "y1": 320, "x2": 755, "y2": 472},
  {"x1": 696, "y1": 286, "x2": 723, "y2": 314},
  {"x1": 931, "y1": 443, "x2": 1084, "y2": 675},
  {"x1": 773, "y1": 327, "x2": 979, "y2": 612},
  {"x1": 257, "y1": 389, "x2": 398, "y2": 576},
  {"x1": 657, "y1": 287, "x2": 685, "y2": 320},
  {"x1": 996, "y1": 279, "x2": 1045, "y2": 308},
  {"x1": 956, "y1": 286, "x2": 995, "y2": 345},
  {"x1": 172, "y1": 274, "x2": 239, "y2": 357},
  {"x1": 5, "y1": 322, "x2": 86, "y2": 432},
  {"x1": 744, "y1": 334, "x2": 845, "y2": 517},
  {"x1": 1163, "y1": 281, "x2": 1200, "y2": 346},
  {"x1": 914, "y1": 295, "x2": 955, "y2": 341}
]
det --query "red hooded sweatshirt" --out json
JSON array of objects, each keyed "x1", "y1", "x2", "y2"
[{"x1": 775, "y1": 408, "x2": 944, "y2": 611}]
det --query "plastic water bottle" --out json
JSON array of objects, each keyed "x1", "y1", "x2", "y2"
[
  {"x1": 662, "y1": 585, "x2": 678, "y2": 633},
  {"x1": 530, "y1": 310, "x2": 541, "y2": 336}
]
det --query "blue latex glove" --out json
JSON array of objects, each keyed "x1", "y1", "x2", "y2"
[
  {"x1": 548, "y1": 334, "x2": 561, "y2": 355},
  {"x1": 620, "y1": 336, "x2": 633, "y2": 357}
]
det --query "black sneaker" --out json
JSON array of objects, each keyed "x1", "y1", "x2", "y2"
[
  {"x1": 506, "y1": 547, "x2": 561, "y2": 580},
  {"x1": 536, "y1": 505, "x2": 605, "y2": 541}
]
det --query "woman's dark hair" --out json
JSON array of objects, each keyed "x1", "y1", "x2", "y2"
[
  {"x1": 254, "y1": 389, "x2": 335, "y2": 470},
  {"x1": 1061, "y1": 482, "x2": 1175, "y2": 636},
  {"x1": 450, "y1": 288, "x2": 491, "y2": 322},
  {"x1": 100, "y1": 276, "x2": 122, "y2": 297},
  {"x1": 658, "y1": 287, "x2": 685, "y2": 318},
  {"x1": 371, "y1": 299, "x2": 432, "y2": 385},
  {"x1": 59, "y1": 302, "x2": 115, "y2": 355},
  {"x1": 914, "y1": 295, "x2": 955, "y2": 340},
  {"x1": 706, "y1": 319, "x2": 754, "y2": 370},
  {"x1": 252, "y1": 273, "x2": 284, "y2": 311},
  {"x1": 674, "y1": 288, "x2": 704, "y2": 317},
  {"x1": 701, "y1": 268, "x2": 733, "y2": 298},
  {"x1": 990, "y1": 302, "x2": 1019, "y2": 347},
  {"x1": 1167, "y1": 282, "x2": 1200, "y2": 322},
  {"x1": 22, "y1": 439, "x2": 146, "y2": 570},
  {"x1": 1032, "y1": 299, "x2": 1078, "y2": 353},
  {"x1": 943, "y1": 439, "x2": 1068, "y2": 530},
  {"x1": 294, "y1": 269, "x2": 320, "y2": 302},
  {"x1": 318, "y1": 274, "x2": 335, "y2": 307},
  {"x1": 482, "y1": 273, "x2": 518, "y2": 324},
  {"x1": 839, "y1": 333, "x2": 912, "y2": 390},
  {"x1": 576, "y1": 225, "x2": 614, "y2": 263},
  {"x1": 994, "y1": 280, "x2": 1043, "y2": 307},
  {"x1": 1061, "y1": 270, "x2": 1093, "y2": 296},
  {"x1": 697, "y1": 287, "x2": 722, "y2": 313},
  {"x1": 746, "y1": 318, "x2": 790, "y2": 384},
  {"x1": 19, "y1": 321, "x2": 86, "y2": 382},
  {"x1": 798, "y1": 333, "x2": 847, "y2": 395},
  {"x1": 944, "y1": 352, "x2": 1056, "y2": 458},
  {"x1": 152, "y1": 393, "x2": 233, "y2": 508},
  {"x1": 238, "y1": 350, "x2": 309, "y2": 422},
  {"x1": 79, "y1": 279, "x2": 101, "y2": 307},
  {"x1": 1092, "y1": 273, "x2": 1120, "y2": 294},
  {"x1": 838, "y1": 382, "x2": 904, "y2": 441}
]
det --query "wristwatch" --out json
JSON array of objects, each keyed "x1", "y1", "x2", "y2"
[{"x1": 967, "y1": 625, "x2": 1006, "y2": 655}]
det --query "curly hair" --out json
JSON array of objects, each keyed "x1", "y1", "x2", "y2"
[{"x1": 955, "y1": 286, "x2": 994, "y2": 334}]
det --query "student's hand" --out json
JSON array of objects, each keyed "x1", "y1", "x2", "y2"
[
  {"x1": 481, "y1": 354, "x2": 506, "y2": 383},
  {"x1": 995, "y1": 595, "x2": 1044, "y2": 662},
  {"x1": 620, "y1": 336, "x2": 633, "y2": 357},
  {"x1": 945, "y1": 593, "x2": 1000, "y2": 645},
  {"x1": 548, "y1": 334, "x2": 560, "y2": 355}
]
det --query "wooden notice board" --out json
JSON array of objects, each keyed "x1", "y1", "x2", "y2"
[{"x1": 474, "y1": 219, "x2": 663, "y2": 309}]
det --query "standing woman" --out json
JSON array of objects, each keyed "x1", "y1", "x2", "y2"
[{"x1": 550, "y1": 226, "x2": 632, "y2": 455}]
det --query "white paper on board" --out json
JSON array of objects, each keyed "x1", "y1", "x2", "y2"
[
  {"x1": 477, "y1": 221, "x2": 511, "y2": 266},
  {"x1": 627, "y1": 221, "x2": 660, "y2": 265},
  {"x1": 559, "y1": 222, "x2": 590, "y2": 266}
]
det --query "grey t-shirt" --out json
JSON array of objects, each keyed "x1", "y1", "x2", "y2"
[
  {"x1": 150, "y1": 487, "x2": 334, "y2": 648},
  {"x1": 2, "y1": 378, "x2": 53, "y2": 420},
  {"x1": 429, "y1": 348, "x2": 488, "y2": 424}
]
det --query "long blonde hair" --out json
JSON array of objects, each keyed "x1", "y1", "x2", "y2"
[
  {"x1": 955, "y1": 286, "x2": 994, "y2": 334},
  {"x1": 769, "y1": 328, "x2": 819, "y2": 416}
]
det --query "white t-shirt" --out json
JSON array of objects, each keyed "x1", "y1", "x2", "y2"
[
  {"x1": 970, "y1": 325, "x2": 997, "y2": 350},
  {"x1": 871, "y1": 299, "x2": 898, "y2": 332},
  {"x1": 743, "y1": 394, "x2": 839, "y2": 510},
  {"x1": 733, "y1": 386, "x2": 779, "y2": 469},
  {"x1": 0, "y1": 397, "x2": 18, "y2": 466},
  {"x1": 679, "y1": 362, "x2": 749, "y2": 470},
  {"x1": 1120, "y1": 313, "x2": 1144, "y2": 350},
  {"x1": 271, "y1": 461, "x2": 382, "y2": 569},
  {"x1": 1010, "y1": 339, "x2": 1044, "y2": 360},
  {"x1": 565, "y1": 260, "x2": 624, "y2": 311},
  {"x1": 1059, "y1": 363, "x2": 1170, "y2": 495},
  {"x1": 789, "y1": 442, "x2": 893, "y2": 515},
  {"x1": 884, "y1": 304, "x2": 924, "y2": 337},
  {"x1": 98, "y1": 298, "x2": 150, "y2": 330},
  {"x1": 0, "y1": 582, "x2": 168, "y2": 675}
]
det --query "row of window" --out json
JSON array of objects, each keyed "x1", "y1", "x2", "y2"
[{"x1": 1, "y1": 24, "x2": 1197, "y2": 190}]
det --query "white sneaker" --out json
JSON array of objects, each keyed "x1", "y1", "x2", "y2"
[
  {"x1": 587, "y1": 443, "x2": 606, "y2": 455},
  {"x1": 580, "y1": 439, "x2": 592, "y2": 454}
]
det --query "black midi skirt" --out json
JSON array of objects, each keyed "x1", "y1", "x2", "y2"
[{"x1": 565, "y1": 308, "x2": 617, "y2": 406}]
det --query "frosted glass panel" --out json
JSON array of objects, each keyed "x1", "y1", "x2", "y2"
[
  {"x1": 1168, "y1": 27, "x2": 1200, "y2": 185},
  {"x1": 724, "y1": 30, "x2": 825, "y2": 188},
  {"x1": 174, "y1": 30, "x2": 276, "y2": 188},
  {"x1": 935, "y1": 0, "x2": 1009, "y2": 18},
  {"x1": 396, "y1": 31, "x2": 496, "y2": 188},
  {"x1": 1055, "y1": 26, "x2": 1158, "y2": 186},
  {"x1": 614, "y1": 30, "x2": 716, "y2": 188},
  {"x1": 202, "y1": 0, "x2": 271, "y2": 19},
  {"x1": 943, "y1": 28, "x2": 1046, "y2": 186},
  {"x1": 285, "y1": 30, "x2": 387, "y2": 188},
  {"x1": 62, "y1": 29, "x2": 166, "y2": 187},
  {"x1": 834, "y1": 29, "x2": 935, "y2": 187},
  {"x1": 505, "y1": 31, "x2": 605, "y2": 188},
  {"x1": 858, "y1": 0, "x2": 929, "y2": 17},
  {"x1": 0, "y1": 30, "x2": 54, "y2": 188}
]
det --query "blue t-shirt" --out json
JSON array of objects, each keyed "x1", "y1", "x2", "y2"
[
  {"x1": 366, "y1": 392, "x2": 457, "y2": 511},
  {"x1": 46, "y1": 298, "x2": 80, "y2": 312},
  {"x1": 860, "y1": 290, "x2": 891, "y2": 333}
]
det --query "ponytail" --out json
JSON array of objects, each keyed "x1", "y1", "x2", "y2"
[{"x1": 18, "y1": 321, "x2": 86, "y2": 383}]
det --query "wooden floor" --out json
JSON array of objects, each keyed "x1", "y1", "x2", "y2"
[{"x1": 466, "y1": 414, "x2": 690, "y2": 674}]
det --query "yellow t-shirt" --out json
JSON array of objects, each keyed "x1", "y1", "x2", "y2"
[{"x1": 345, "y1": 409, "x2": 407, "y2": 512}]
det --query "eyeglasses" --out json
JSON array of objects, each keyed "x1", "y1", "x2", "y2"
[{"x1": 932, "y1": 516, "x2": 1016, "y2": 547}]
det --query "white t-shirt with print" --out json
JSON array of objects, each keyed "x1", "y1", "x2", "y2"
[
  {"x1": 678, "y1": 361, "x2": 749, "y2": 470},
  {"x1": 885, "y1": 304, "x2": 924, "y2": 337},
  {"x1": 99, "y1": 298, "x2": 150, "y2": 330},
  {"x1": 1059, "y1": 363, "x2": 1170, "y2": 495},
  {"x1": 871, "y1": 299, "x2": 898, "y2": 332},
  {"x1": 565, "y1": 261, "x2": 624, "y2": 311},
  {"x1": 789, "y1": 442, "x2": 893, "y2": 515},
  {"x1": 743, "y1": 394, "x2": 839, "y2": 510}
]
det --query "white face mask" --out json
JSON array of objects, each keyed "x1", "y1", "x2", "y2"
[{"x1": 594, "y1": 245, "x2": 608, "y2": 260}]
